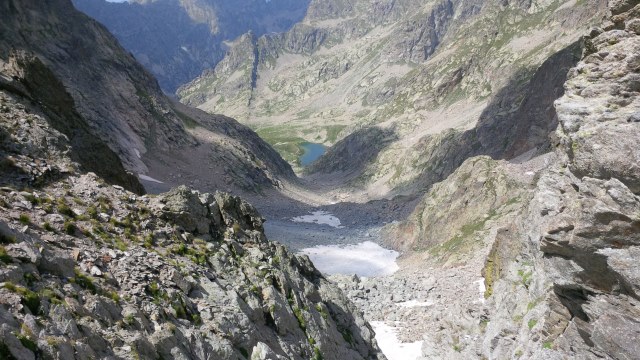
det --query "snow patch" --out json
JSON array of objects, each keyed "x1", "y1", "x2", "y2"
[
  {"x1": 475, "y1": 278, "x2": 486, "y2": 304},
  {"x1": 134, "y1": 148, "x2": 141, "y2": 159},
  {"x1": 370, "y1": 321, "x2": 422, "y2": 360},
  {"x1": 291, "y1": 211, "x2": 344, "y2": 228},
  {"x1": 299, "y1": 241, "x2": 399, "y2": 277},
  {"x1": 396, "y1": 300, "x2": 433, "y2": 308},
  {"x1": 138, "y1": 174, "x2": 164, "y2": 184}
]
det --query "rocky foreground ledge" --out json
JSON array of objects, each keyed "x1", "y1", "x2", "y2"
[
  {"x1": 0, "y1": 92, "x2": 384, "y2": 359},
  {"x1": 0, "y1": 177, "x2": 383, "y2": 360}
]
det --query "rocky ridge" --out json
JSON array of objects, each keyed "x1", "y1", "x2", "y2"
[
  {"x1": 368, "y1": 1, "x2": 640, "y2": 358},
  {"x1": 72, "y1": 0, "x2": 312, "y2": 92},
  {"x1": 0, "y1": 90, "x2": 384, "y2": 359},
  {"x1": 178, "y1": 0, "x2": 606, "y2": 183}
]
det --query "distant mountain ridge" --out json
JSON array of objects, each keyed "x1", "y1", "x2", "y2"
[
  {"x1": 178, "y1": 0, "x2": 607, "y2": 186},
  {"x1": 72, "y1": 0, "x2": 312, "y2": 92},
  {"x1": 1, "y1": 0, "x2": 296, "y2": 197}
]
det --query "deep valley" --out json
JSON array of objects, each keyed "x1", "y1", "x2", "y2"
[{"x1": 1, "y1": 0, "x2": 640, "y2": 359}]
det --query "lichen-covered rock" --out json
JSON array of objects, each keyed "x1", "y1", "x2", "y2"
[
  {"x1": 0, "y1": 170, "x2": 384, "y2": 359},
  {"x1": 555, "y1": 2, "x2": 640, "y2": 194}
]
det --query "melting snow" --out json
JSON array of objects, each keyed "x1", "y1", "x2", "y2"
[
  {"x1": 299, "y1": 241, "x2": 399, "y2": 277},
  {"x1": 138, "y1": 174, "x2": 164, "y2": 184},
  {"x1": 370, "y1": 321, "x2": 423, "y2": 360},
  {"x1": 475, "y1": 278, "x2": 486, "y2": 304},
  {"x1": 396, "y1": 300, "x2": 434, "y2": 308},
  {"x1": 291, "y1": 211, "x2": 344, "y2": 228}
]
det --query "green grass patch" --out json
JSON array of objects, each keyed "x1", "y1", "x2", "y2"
[
  {"x1": 256, "y1": 126, "x2": 307, "y2": 166},
  {"x1": 72, "y1": 269, "x2": 97, "y2": 294},
  {"x1": 4, "y1": 282, "x2": 40, "y2": 314},
  {"x1": 18, "y1": 214, "x2": 30, "y2": 225},
  {"x1": 0, "y1": 246, "x2": 12, "y2": 263}
]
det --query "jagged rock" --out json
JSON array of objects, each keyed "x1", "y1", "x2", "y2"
[
  {"x1": 5, "y1": 241, "x2": 40, "y2": 265},
  {"x1": 251, "y1": 342, "x2": 283, "y2": 360},
  {"x1": 37, "y1": 248, "x2": 74, "y2": 278},
  {"x1": 153, "y1": 186, "x2": 211, "y2": 234},
  {"x1": 0, "y1": 324, "x2": 35, "y2": 360}
]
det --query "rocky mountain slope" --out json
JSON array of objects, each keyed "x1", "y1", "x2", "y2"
[
  {"x1": 377, "y1": 1, "x2": 640, "y2": 357},
  {"x1": 72, "y1": 0, "x2": 311, "y2": 92},
  {"x1": 0, "y1": 0, "x2": 296, "y2": 197},
  {"x1": 0, "y1": 87, "x2": 384, "y2": 358},
  {"x1": 179, "y1": 0, "x2": 606, "y2": 186}
]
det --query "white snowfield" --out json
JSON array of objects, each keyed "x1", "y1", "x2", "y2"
[
  {"x1": 370, "y1": 321, "x2": 423, "y2": 360},
  {"x1": 395, "y1": 300, "x2": 434, "y2": 308},
  {"x1": 475, "y1": 278, "x2": 486, "y2": 304},
  {"x1": 299, "y1": 241, "x2": 399, "y2": 277},
  {"x1": 291, "y1": 211, "x2": 344, "y2": 228}
]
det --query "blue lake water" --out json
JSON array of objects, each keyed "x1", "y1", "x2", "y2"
[{"x1": 300, "y1": 142, "x2": 326, "y2": 166}]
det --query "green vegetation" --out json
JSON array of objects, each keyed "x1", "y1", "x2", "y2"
[
  {"x1": 315, "y1": 303, "x2": 329, "y2": 320},
  {"x1": 72, "y1": 269, "x2": 97, "y2": 294},
  {"x1": 17, "y1": 333, "x2": 37, "y2": 353},
  {"x1": 0, "y1": 246, "x2": 12, "y2": 263},
  {"x1": 428, "y1": 211, "x2": 497, "y2": 259},
  {"x1": 23, "y1": 194, "x2": 40, "y2": 205},
  {"x1": 57, "y1": 199, "x2": 74, "y2": 218},
  {"x1": 4, "y1": 282, "x2": 40, "y2": 314},
  {"x1": 340, "y1": 328, "x2": 354, "y2": 345},
  {"x1": 63, "y1": 221, "x2": 76, "y2": 235},
  {"x1": 39, "y1": 288, "x2": 63, "y2": 305},
  {"x1": 18, "y1": 214, "x2": 30, "y2": 225},
  {"x1": 312, "y1": 346, "x2": 324, "y2": 360},
  {"x1": 43, "y1": 222, "x2": 54, "y2": 232},
  {"x1": 87, "y1": 205, "x2": 98, "y2": 219},
  {"x1": 324, "y1": 125, "x2": 346, "y2": 143},
  {"x1": 483, "y1": 249, "x2": 499, "y2": 299},
  {"x1": 256, "y1": 126, "x2": 307, "y2": 166},
  {"x1": 518, "y1": 269, "x2": 533, "y2": 288},
  {"x1": 543, "y1": 341, "x2": 553, "y2": 349},
  {"x1": 480, "y1": 318, "x2": 490, "y2": 331},
  {"x1": 528, "y1": 319, "x2": 538, "y2": 330},
  {"x1": 293, "y1": 306, "x2": 306, "y2": 331}
]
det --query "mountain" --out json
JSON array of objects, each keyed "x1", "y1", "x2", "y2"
[
  {"x1": 0, "y1": 0, "x2": 296, "y2": 197},
  {"x1": 375, "y1": 2, "x2": 640, "y2": 357},
  {"x1": 0, "y1": 0, "x2": 384, "y2": 358},
  {"x1": 178, "y1": 0, "x2": 606, "y2": 183},
  {"x1": 0, "y1": 98, "x2": 383, "y2": 358},
  {"x1": 72, "y1": 0, "x2": 312, "y2": 92}
]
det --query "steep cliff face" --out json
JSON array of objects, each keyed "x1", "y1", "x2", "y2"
[
  {"x1": 179, "y1": 0, "x2": 606, "y2": 189},
  {"x1": 0, "y1": 51, "x2": 144, "y2": 195},
  {"x1": 0, "y1": 55, "x2": 383, "y2": 360},
  {"x1": 72, "y1": 0, "x2": 312, "y2": 93},
  {"x1": 382, "y1": 2, "x2": 640, "y2": 358},
  {"x1": 0, "y1": 0, "x2": 296, "y2": 196}
]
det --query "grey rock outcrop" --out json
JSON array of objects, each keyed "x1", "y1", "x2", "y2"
[
  {"x1": 0, "y1": 96, "x2": 384, "y2": 359},
  {"x1": 379, "y1": 1, "x2": 640, "y2": 358}
]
